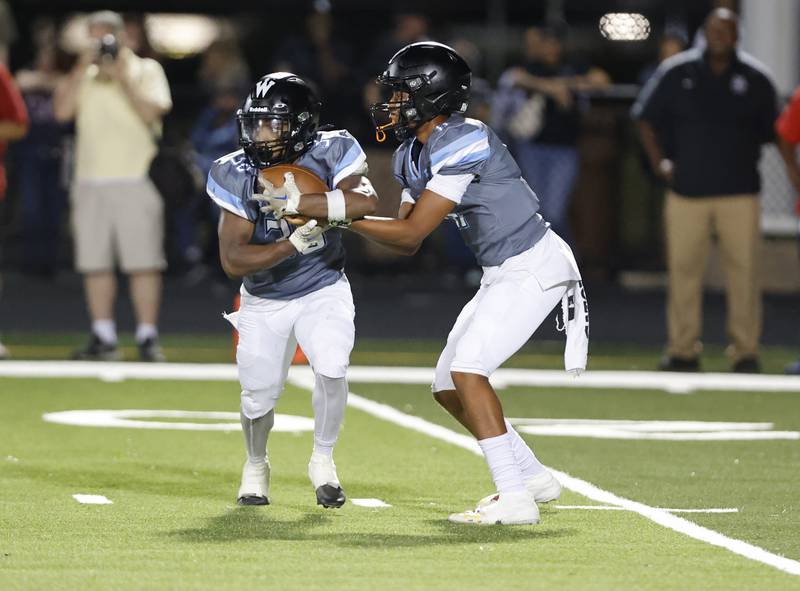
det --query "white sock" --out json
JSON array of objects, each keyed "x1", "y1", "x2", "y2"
[
  {"x1": 311, "y1": 374, "x2": 348, "y2": 457},
  {"x1": 505, "y1": 419, "x2": 546, "y2": 478},
  {"x1": 135, "y1": 324, "x2": 158, "y2": 343},
  {"x1": 240, "y1": 409, "x2": 274, "y2": 464},
  {"x1": 478, "y1": 432, "x2": 526, "y2": 494},
  {"x1": 92, "y1": 319, "x2": 117, "y2": 345}
]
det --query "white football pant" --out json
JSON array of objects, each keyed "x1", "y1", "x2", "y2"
[
  {"x1": 236, "y1": 275, "x2": 355, "y2": 419},
  {"x1": 433, "y1": 230, "x2": 581, "y2": 390}
]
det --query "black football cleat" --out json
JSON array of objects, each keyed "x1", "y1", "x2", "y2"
[
  {"x1": 315, "y1": 484, "x2": 346, "y2": 509},
  {"x1": 237, "y1": 494, "x2": 270, "y2": 506}
]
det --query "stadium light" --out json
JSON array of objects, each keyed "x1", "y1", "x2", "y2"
[
  {"x1": 599, "y1": 13, "x2": 651, "y2": 41},
  {"x1": 145, "y1": 14, "x2": 220, "y2": 58}
]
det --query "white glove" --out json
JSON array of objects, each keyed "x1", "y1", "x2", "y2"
[
  {"x1": 252, "y1": 172, "x2": 301, "y2": 219},
  {"x1": 288, "y1": 219, "x2": 326, "y2": 255}
]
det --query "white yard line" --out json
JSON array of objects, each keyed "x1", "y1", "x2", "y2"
[
  {"x1": 72, "y1": 494, "x2": 113, "y2": 505},
  {"x1": 333, "y1": 387, "x2": 800, "y2": 577},
  {"x1": 2, "y1": 361, "x2": 800, "y2": 394},
  {"x1": 351, "y1": 498, "x2": 393, "y2": 508},
  {"x1": 3, "y1": 360, "x2": 798, "y2": 575},
  {"x1": 554, "y1": 505, "x2": 739, "y2": 514}
]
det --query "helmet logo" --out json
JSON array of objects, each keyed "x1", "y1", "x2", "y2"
[
  {"x1": 297, "y1": 111, "x2": 309, "y2": 122},
  {"x1": 408, "y1": 77, "x2": 422, "y2": 89},
  {"x1": 255, "y1": 78, "x2": 276, "y2": 98}
]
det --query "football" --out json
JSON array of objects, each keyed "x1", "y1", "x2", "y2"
[{"x1": 258, "y1": 164, "x2": 329, "y2": 225}]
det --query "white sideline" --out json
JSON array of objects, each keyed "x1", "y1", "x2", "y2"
[
  {"x1": 4, "y1": 360, "x2": 799, "y2": 575},
  {"x1": 1, "y1": 361, "x2": 800, "y2": 394}
]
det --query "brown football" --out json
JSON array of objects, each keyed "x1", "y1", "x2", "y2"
[
  {"x1": 258, "y1": 164, "x2": 329, "y2": 225},
  {"x1": 258, "y1": 164, "x2": 329, "y2": 194}
]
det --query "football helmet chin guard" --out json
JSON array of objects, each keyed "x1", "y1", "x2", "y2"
[
  {"x1": 237, "y1": 72, "x2": 321, "y2": 168},
  {"x1": 370, "y1": 41, "x2": 471, "y2": 142}
]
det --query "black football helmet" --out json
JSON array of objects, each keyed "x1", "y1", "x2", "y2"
[
  {"x1": 237, "y1": 72, "x2": 321, "y2": 168},
  {"x1": 370, "y1": 42, "x2": 471, "y2": 142}
]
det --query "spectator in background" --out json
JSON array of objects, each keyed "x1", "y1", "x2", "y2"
[
  {"x1": 494, "y1": 23, "x2": 609, "y2": 241},
  {"x1": 198, "y1": 39, "x2": 249, "y2": 98},
  {"x1": 273, "y1": 9, "x2": 356, "y2": 130},
  {"x1": 362, "y1": 13, "x2": 429, "y2": 115},
  {"x1": 0, "y1": 0, "x2": 17, "y2": 66},
  {"x1": 0, "y1": 59, "x2": 29, "y2": 359},
  {"x1": 54, "y1": 11, "x2": 172, "y2": 362},
  {"x1": 14, "y1": 29, "x2": 70, "y2": 277},
  {"x1": 632, "y1": 8, "x2": 778, "y2": 373},
  {"x1": 188, "y1": 75, "x2": 246, "y2": 277},
  {"x1": 122, "y1": 13, "x2": 160, "y2": 61},
  {"x1": 638, "y1": 31, "x2": 688, "y2": 86},
  {"x1": 774, "y1": 86, "x2": 800, "y2": 375}
]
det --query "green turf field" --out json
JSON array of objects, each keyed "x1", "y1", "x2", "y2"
[{"x1": 1, "y1": 363, "x2": 800, "y2": 590}]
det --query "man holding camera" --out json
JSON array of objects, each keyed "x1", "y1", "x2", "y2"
[{"x1": 55, "y1": 11, "x2": 172, "y2": 361}]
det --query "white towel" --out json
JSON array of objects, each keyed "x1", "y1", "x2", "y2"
[{"x1": 556, "y1": 280, "x2": 589, "y2": 376}]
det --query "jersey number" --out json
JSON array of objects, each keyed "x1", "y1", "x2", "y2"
[
  {"x1": 446, "y1": 213, "x2": 470, "y2": 230},
  {"x1": 265, "y1": 218, "x2": 292, "y2": 239}
]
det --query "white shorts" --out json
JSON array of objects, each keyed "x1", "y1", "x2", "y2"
[
  {"x1": 236, "y1": 275, "x2": 355, "y2": 419},
  {"x1": 433, "y1": 230, "x2": 581, "y2": 392}
]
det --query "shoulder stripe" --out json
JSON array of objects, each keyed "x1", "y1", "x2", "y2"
[
  {"x1": 431, "y1": 138, "x2": 490, "y2": 174},
  {"x1": 332, "y1": 143, "x2": 367, "y2": 187},
  {"x1": 737, "y1": 50, "x2": 779, "y2": 88},
  {"x1": 430, "y1": 128, "x2": 487, "y2": 168},
  {"x1": 206, "y1": 175, "x2": 248, "y2": 218}
]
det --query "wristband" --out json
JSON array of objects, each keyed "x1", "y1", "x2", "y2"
[{"x1": 325, "y1": 189, "x2": 347, "y2": 222}]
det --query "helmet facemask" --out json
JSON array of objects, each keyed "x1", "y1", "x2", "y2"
[
  {"x1": 370, "y1": 75, "x2": 433, "y2": 142},
  {"x1": 237, "y1": 111, "x2": 311, "y2": 168}
]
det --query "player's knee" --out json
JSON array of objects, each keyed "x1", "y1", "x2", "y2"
[
  {"x1": 313, "y1": 361, "x2": 348, "y2": 380},
  {"x1": 450, "y1": 370, "x2": 490, "y2": 391},
  {"x1": 240, "y1": 388, "x2": 280, "y2": 420}
]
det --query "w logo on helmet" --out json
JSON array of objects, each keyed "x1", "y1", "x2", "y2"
[{"x1": 255, "y1": 78, "x2": 275, "y2": 98}]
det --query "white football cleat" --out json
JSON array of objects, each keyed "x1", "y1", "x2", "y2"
[
  {"x1": 449, "y1": 490, "x2": 540, "y2": 525},
  {"x1": 237, "y1": 459, "x2": 270, "y2": 506},
  {"x1": 477, "y1": 471, "x2": 562, "y2": 509},
  {"x1": 308, "y1": 452, "x2": 346, "y2": 508}
]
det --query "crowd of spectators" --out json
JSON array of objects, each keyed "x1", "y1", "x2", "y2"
[{"x1": 0, "y1": 4, "x2": 797, "y2": 372}]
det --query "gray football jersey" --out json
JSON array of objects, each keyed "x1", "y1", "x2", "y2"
[
  {"x1": 393, "y1": 114, "x2": 549, "y2": 266},
  {"x1": 206, "y1": 130, "x2": 367, "y2": 299}
]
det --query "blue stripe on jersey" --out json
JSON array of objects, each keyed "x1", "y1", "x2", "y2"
[
  {"x1": 332, "y1": 143, "x2": 363, "y2": 181},
  {"x1": 430, "y1": 128, "x2": 487, "y2": 169},
  {"x1": 207, "y1": 174, "x2": 246, "y2": 216}
]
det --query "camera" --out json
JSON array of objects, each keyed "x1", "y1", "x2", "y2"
[{"x1": 98, "y1": 34, "x2": 118, "y2": 60}]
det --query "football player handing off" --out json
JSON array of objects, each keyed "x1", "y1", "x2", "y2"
[{"x1": 351, "y1": 43, "x2": 589, "y2": 525}]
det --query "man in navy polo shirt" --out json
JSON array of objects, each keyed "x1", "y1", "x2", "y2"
[{"x1": 633, "y1": 8, "x2": 778, "y2": 374}]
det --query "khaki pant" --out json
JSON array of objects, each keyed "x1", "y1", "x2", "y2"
[
  {"x1": 71, "y1": 177, "x2": 166, "y2": 273},
  {"x1": 664, "y1": 191, "x2": 761, "y2": 361}
]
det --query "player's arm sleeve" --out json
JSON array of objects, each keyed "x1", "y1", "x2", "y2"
[
  {"x1": 329, "y1": 131, "x2": 368, "y2": 188},
  {"x1": 206, "y1": 159, "x2": 253, "y2": 221},
  {"x1": 776, "y1": 88, "x2": 800, "y2": 144},
  {"x1": 425, "y1": 125, "x2": 488, "y2": 203}
]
